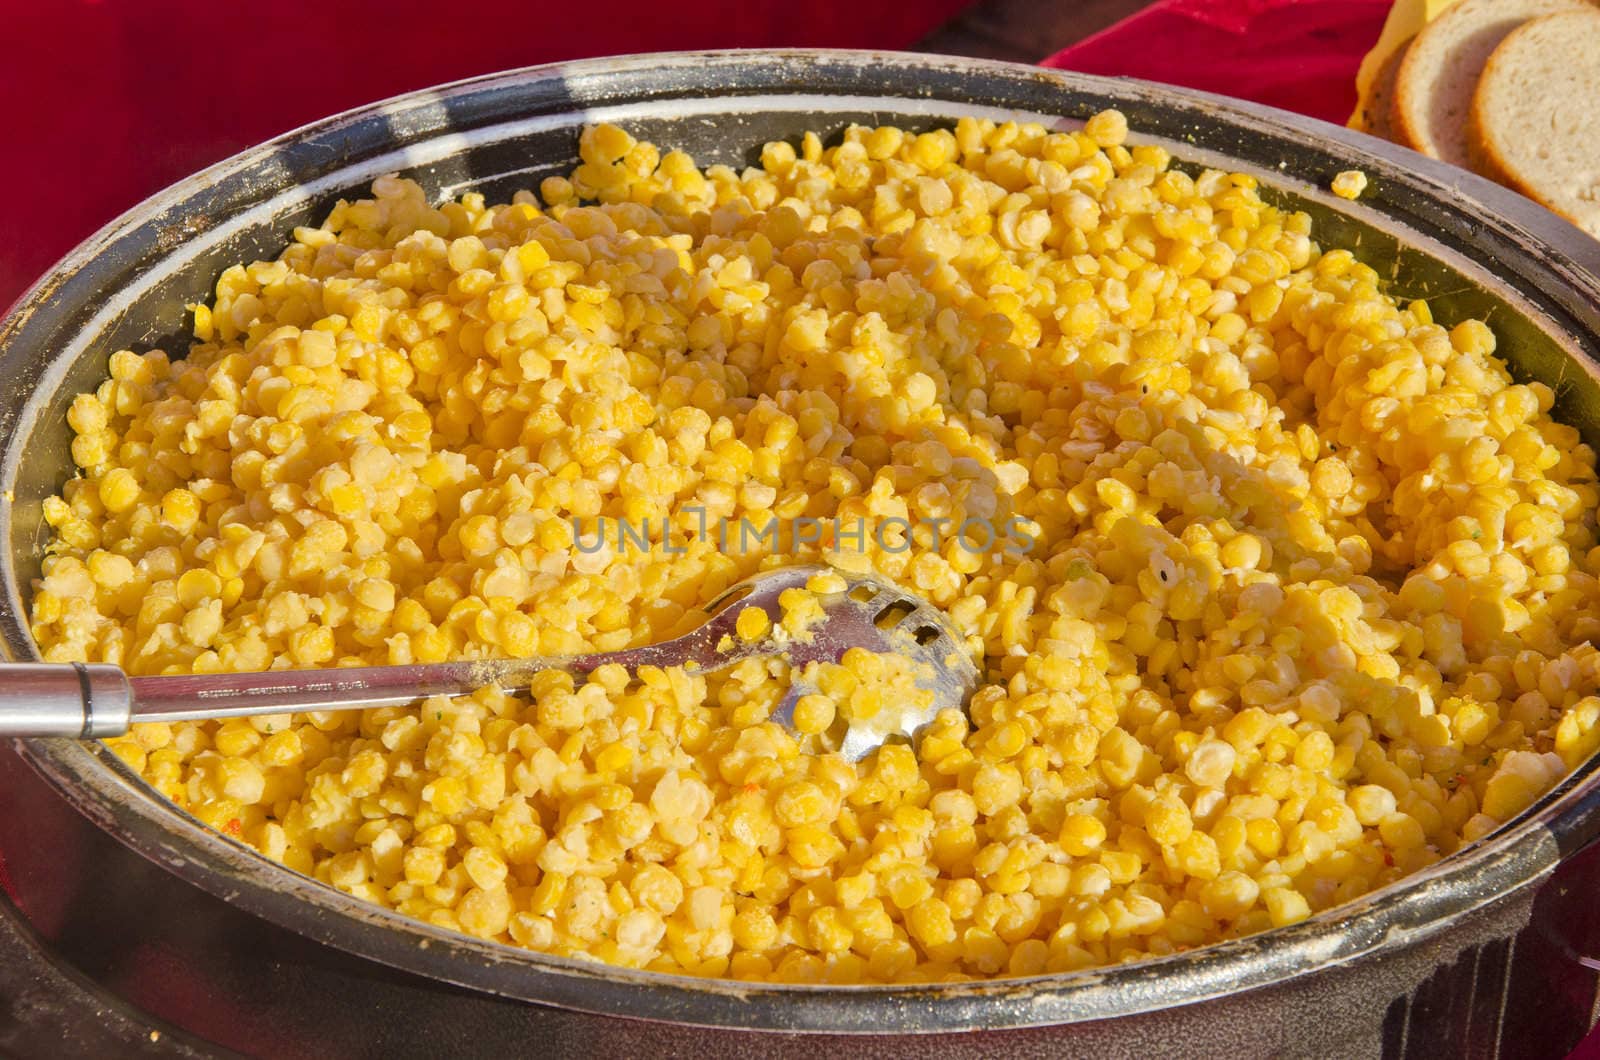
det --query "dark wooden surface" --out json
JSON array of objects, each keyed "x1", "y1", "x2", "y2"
[{"x1": 917, "y1": 0, "x2": 1157, "y2": 63}]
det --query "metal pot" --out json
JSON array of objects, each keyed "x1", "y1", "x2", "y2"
[{"x1": 2, "y1": 50, "x2": 1600, "y2": 1059}]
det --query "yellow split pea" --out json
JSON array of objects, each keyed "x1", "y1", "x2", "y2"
[{"x1": 31, "y1": 111, "x2": 1600, "y2": 984}]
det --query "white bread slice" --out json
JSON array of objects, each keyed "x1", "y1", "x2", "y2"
[
  {"x1": 1391, "y1": 0, "x2": 1593, "y2": 166},
  {"x1": 1470, "y1": 10, "x2": 1600, "y2": 237}
]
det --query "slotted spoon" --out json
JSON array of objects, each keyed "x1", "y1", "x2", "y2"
[{"x1": 0, "y1": 564, "x2": 979, "y2": 761}]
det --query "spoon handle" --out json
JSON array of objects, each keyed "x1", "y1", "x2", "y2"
[
  {"x1": 126, "y1": 658, "x2": 562, "y2": 724},
  {"x1": 0, "y1": 564, "x2": 824, "y2": 739},
  {"x1": 120, "y1": 597, "x2": 770, "y2": 728},
  {"x1": 0, "y1": 657, "x2": 596, "y2": 739},
  {"x1": 0, "y1": 602, "x2": 765, "y2": 738}
]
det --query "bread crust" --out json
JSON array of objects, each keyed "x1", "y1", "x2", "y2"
[
  {"x1": 1390, "y1": 18, "x2": 1436, "y2": 154},
  {"x1": 1360, "y1": 35, "x2": 1412, "y2": 143}
]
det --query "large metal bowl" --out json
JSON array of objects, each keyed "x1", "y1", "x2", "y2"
[{"x1": 3, "y1": 50, "x2": 1600, "y2": 1058}]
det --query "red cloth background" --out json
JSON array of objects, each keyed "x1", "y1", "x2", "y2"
[
  {"x1": 1044, "y1": 0, "x2": 1392, "y2": 125},
  {"x1": 0, "y1": 0, "x2": 969, "y2": 314}
]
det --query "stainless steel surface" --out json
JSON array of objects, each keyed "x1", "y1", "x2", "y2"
[
  {"x1": 1, "y1": 48, "x2": 1599, "y2": 1056},
  {"x1": 0, "y1": 663, "x2": 129, "y2": 739},
  {"x1": 78, "y1": 662, "x2": 132, "y2": 739},
  {"x1": 0, "y1": 566, "x2": 976, "y2": 757},
  {"x1": 690, "y1": 563, "x2": 980, "y2": 761}
]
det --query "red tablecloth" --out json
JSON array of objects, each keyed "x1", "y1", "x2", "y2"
[
  {"x1": 1043, "y1": 0, "x2": 1392, "y2": 125},
  {"x1": 0, "y1": 0, "x2": 969, "y2": 314}
]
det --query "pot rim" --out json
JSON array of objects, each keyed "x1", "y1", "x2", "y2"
[{"x1": 4, "y1": 48, "x2": 1600, "y2": 1033}]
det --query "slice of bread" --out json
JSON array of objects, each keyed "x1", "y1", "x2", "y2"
[
  {"x1": 1470, "y1": 10, "x2": 1600, "y2": 237},
  {"x1": 1391, "y1": 0, "x2": 1593, "y2": 167}
]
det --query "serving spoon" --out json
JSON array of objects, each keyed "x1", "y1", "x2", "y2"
[{"x1": 0, "y1": 565, "x2": 979, "y2": 761}]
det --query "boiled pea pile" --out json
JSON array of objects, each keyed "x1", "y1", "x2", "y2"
[{"x1": 31, "y1": 112, "x2": 1600, "y2": 982}]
